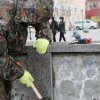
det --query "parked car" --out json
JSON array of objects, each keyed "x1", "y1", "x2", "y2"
[{"x1": 74, "y1": 19, "x2": 98, "y2": 30}]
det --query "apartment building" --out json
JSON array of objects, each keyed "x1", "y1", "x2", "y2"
[
  {"x1": 53, "y1": 0, "x2": 86, "y2": 29},
  {"x1": 86, "y1": 0, "x2": 100, "y2": 23}
]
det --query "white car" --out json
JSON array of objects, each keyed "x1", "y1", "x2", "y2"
[{"x1": 74, "y1": 19, "x2": 98, "y2": 30}]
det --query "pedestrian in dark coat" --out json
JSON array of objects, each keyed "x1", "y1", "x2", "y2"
[
  {"x1": 50, "y1": 17, "x2": 58, "y2": 42},
  {"x1": 59, "y1": 17, "x2": 66, "y2": 42}
]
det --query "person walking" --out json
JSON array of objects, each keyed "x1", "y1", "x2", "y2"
[
  {"x1": 59, "y1": 17, "x2": 66, "y2": 42},
  {"x1": 50, "y1": 17, "x2": 58, "y2": 42}
]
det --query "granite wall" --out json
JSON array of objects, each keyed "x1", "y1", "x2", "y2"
[
  {"x1": 51, "y1": 43, "x2": 100, "y2": 100},
  {"x1": 53, "y1": 53, "x2": 100, "y2": 100}
]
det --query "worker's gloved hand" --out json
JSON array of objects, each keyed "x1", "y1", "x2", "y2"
[
  {"x1": 40, "y1": 97, "x2": 51, "y2": 100},
  {"x1": 19, "y1": 70, "x2": 34, "y2": 87},
  {"x1": 33, "y1": 38, "x2": 49, "y2": 55}
]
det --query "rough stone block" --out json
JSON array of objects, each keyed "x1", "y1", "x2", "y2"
[
  {"x1": 53, "y1": 53, "x2": 100, "y2": 100},
  {"x1": 11, "y1": 47, "x2": 52, "y2": 100}
]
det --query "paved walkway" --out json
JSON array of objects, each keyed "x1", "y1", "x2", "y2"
[{"x1": 26, "y1": 28, "x2": 100, "y2": 45}]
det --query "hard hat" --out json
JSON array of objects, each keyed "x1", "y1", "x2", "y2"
[
  {"x1": 72, "y1": 31, "x2": 81, "y2": 40},
  {"x1": 74, "y1": 33, "x2": 81, "y2": 40}
]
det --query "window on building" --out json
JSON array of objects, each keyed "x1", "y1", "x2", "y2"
[
  {"x1": 93, "y1": 3, "x2": 96, "y2": 8},
  {"x1": 75, "y1": 8, "x2": 77, "y2": 12},
  {"x1": 93, "y1": 2, "x2": 97, "y2": 8},
  {"x1": 89, "y1": 2, "x2": 97, "y2": 9},
  {"x1": 86, "y1": 20, "x2": 90, "y2": 23},
  {"x1": 90, "y1": 3, "x2": 93, "y2": 8}
]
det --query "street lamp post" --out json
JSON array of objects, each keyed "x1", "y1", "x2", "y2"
[{"x1": 81, "y1": 9, "x2": 84, "y2": 29}]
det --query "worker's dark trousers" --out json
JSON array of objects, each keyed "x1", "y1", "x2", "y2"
[
  {"x1": 52, "y1": 31, "x2": 56, "y2": 42},
  {"x1": 59, "y1": 32, "x2": 66, "y2": 42},
  {"x1": 0, "y1": 79, "x2": 11, "y2": 100}
]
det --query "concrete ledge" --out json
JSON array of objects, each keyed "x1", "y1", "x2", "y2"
[
  {"x1": 49, "y1": 43, "x2": 100, "y2": 53},
  {"x1": 17, "y1": 43, "x2": 100, "y2": 53}
]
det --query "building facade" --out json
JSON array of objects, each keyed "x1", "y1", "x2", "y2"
[
  {"x1": 86, "y1": 0, "x2": 100, "y2": 23},
  {"x1": 53, "y1": 0, "x2": 86, "y2": 30}
]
